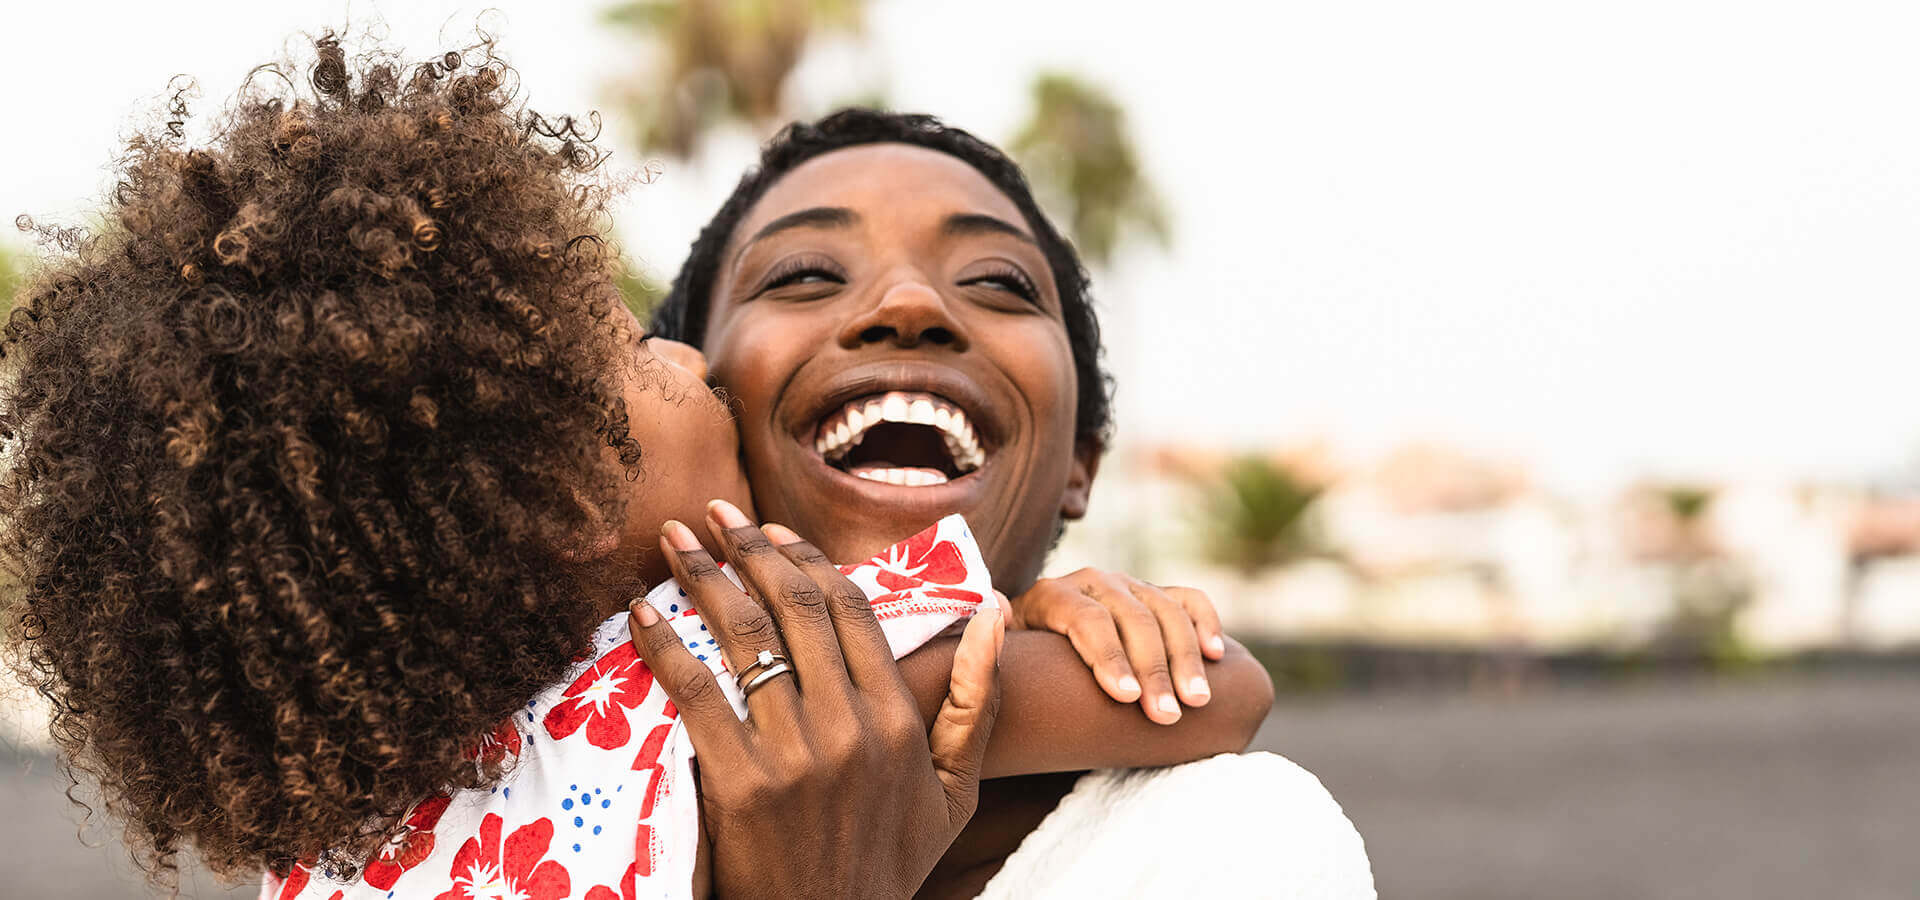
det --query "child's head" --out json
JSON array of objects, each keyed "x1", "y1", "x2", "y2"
[{"x1": 0, "y1": 33, "x2": 746, "y2": 880}]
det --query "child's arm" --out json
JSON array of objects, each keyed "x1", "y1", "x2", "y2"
[{"x1": 897, "y1": 627, "x2": 1274, "y2": 780}]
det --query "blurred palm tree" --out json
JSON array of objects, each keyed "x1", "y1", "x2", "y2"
[
  {"x1": 1009, "y1": 73, "x2": 1169, "y2": 267},
  {"x1": 599, "y1": 0, "x2": 869, "y2": 158},
  {"x1": 594, "y1": 6, "x2": 1169, "y2": 305},
  {"x1": 1199, "y1": 455, "x2": 1325, "y2": 577},
  {"x1": 1640, "y1": 484, "x2": 1755, "y2": 666}
]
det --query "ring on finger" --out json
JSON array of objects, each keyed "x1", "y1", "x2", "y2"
[
  {"x1": 734, "y1": 648, "x2": 789, "y2": 684},
  {"x1": 739, "y1": 662, "x2": 794, "y2": 698}
]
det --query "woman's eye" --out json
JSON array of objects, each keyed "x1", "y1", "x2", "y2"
[
  {"x1": 764, "y1": 267, "x2": 843, "y2": 291},
  {"x1": 962, "y1": 271, "x2": 1037, "y2": 302}
]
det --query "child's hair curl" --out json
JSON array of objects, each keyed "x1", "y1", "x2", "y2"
[{"x1": 0, "y1": 32, "x2": 641, "y2": 884}]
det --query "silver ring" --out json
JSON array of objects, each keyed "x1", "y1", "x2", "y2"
[
  {"x1": 739, "y1": 662, "x2": 793, "y2": 698},
  {"x1": 734, "y1": 648, "x2": 788, "y2": 685}
]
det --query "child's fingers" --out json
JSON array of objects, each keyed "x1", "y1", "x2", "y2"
[
  {"x1": 1047, "y1": 595, "x2": 1142, "y2": 705},
  {"x1": 1091, "y1": 577, "x2": 1182, "y2": 725},
  {"x1": 1167, "y1": 586, "x2": 1227, "y2": 660},
  {"x1": 927, "y1": 597, "x2": 1004, "y2": 828},
  {"x1": 627, "y1": 597, "x2": 747, "y2": 761},
  {"x1": 1131, "y1": 580, "x2": 1210, "y2": 708}
]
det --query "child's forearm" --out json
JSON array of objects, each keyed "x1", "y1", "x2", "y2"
[{"x1": 895, "y1": 630, "x2": 1275, "y2": 779}]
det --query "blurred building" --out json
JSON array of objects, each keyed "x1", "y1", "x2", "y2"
[{"x1": 1050, "y1": 441, "x2": 1920, "y2": 655}]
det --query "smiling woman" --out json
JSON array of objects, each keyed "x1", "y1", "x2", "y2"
[
  {"x1": 653, "y1": 108, "x2": 1373, "y2": 898},
  {"x1": 659, "y1": 134, "x2": 1094, "y2": 593}
]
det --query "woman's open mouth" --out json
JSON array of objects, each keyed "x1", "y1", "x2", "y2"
[{"x1": 812, "y1": 390, "x2": 989, "y2": 487}]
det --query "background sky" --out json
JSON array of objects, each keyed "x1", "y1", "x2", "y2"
[{"x1": 6, "y1": 0, "x2": 1918, "y2": 494}]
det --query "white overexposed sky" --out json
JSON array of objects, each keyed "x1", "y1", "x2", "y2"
[{"x1": 6, "y1": 0, "x2": 1918, "y2": 492}]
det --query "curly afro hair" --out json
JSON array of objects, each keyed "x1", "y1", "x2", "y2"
[
  {"x1": 648, "y1": 108, "x2": 1115, "y2": 451},
  {"x1": 0, "y1": 33, "x2": 646, "y2": 884}
]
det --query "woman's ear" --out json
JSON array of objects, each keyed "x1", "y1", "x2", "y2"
[{"x1": 1059, "y1": 438, "x2": 1103, "y2": 521}]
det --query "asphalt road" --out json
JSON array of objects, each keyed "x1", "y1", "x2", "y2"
[
  {"x1": 1253, "y1": 670, "x2": 1920, "y2": 899},
  {"x1": 5, "y1": 671, "x2": 1916, "y2": 898}
]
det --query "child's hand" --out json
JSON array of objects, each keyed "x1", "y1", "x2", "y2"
[{"x1": 1007, "y1": 570, "x2": 1226, "y2": 725}]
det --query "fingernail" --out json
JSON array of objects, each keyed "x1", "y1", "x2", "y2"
[
  {"x1": 662, "y1": 520, "x2": 701, "y2": 552},
  {"x1": 763, "y1": 523, "x2": 801, "y2": 545},
  {"x1": 1206, "y1": 635, "x2": 1226, "y2": 655},
  {"x1": 1188, "y1": 676, "x2": 1211, "y2": 699},
  {"x1": 632, "y1": 599, "x2": 661, "y2": 626},
  {"x1": 1157, "y1": 695, "x2": 1180, "y2": 716},
  {"x1": 707, "y1": 499, "x2": 750, "y2": 529},
  {"x1": 1117, "y1": 674, "x2": 1140, "y2": 695}
]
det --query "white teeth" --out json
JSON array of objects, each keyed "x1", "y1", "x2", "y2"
[
  {"x1": 850, "y1": 465, "x2": 951, "y2": 487},
  {"x1": 818, "y1": 389, "x2": 988, "y2": 474}
]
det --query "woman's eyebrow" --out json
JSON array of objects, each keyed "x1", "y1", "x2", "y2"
[
  {"x1": 943, "y1": 212, "x2": 1036, "y2": 245},
  {"x1": 732, "y1": 206, "x2": 858, "y2": 268}
]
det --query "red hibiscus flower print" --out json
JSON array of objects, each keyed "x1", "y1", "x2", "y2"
[
  {"x1": 584, "y1": 862, "x2": 639, "y2": 900},
  {"x1": 362, "y1": 794, "x2": 452, "y2": 890},
  {"x1": 466, "y1": 719, "x2": 524, "y2": 768},
  {"x1": 435, "y1": 814, "x2": 570, "y2": 900},
  {"x1": 544, "y1": 641, "x2": 653, "y2": 749},
  {"x1": 867, "y1": 527, "x2": 967, "y2": 592},
  {"x1": 270, "y1": 864, "x2": 309, "y2": 900}
]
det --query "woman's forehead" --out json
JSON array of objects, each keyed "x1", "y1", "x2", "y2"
[{"x1": 732, "y1": 143, "x2": 1027, "y2": 245}]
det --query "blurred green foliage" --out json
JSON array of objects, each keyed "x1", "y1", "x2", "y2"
[
  {"x1": 1662, "y1": 485, "x2": 1715, "y2": 524},
  {"x1": 599, "y1": 0, "x2": 868, "y2": 157},
  {"x1": 617, "y1": 264, "x2": 669, "y2": 320},
  {"x1": 596, "y1": 2, "x2": 1166, "y2": 272},
  {"x1": 1010, "y1": 73, "x2": 1170, "y2": 267},
  {"x1": 1199, "y1": 456, "x2": 1325, "y2": 576},
  {"x1": 0, "y1": 242, "x2": 23, "y2": 318}
]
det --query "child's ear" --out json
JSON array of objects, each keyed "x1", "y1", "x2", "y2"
[{"x1": 1059, "y1": 438, "x2": 1103, "y2": 521}]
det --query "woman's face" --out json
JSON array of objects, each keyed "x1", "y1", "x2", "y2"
[
  {"x1": 607, "y1": 303, "x2": 755, "y2": 587},
  {"x1": 697, "y1": 143, "x2": 1094, "y2": 592}
]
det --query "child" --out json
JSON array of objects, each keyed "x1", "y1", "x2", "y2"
[{"x1": 0, "y1": 32, "x2": 1265, "y2": 899}]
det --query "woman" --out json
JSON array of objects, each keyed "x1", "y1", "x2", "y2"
[{"x1": 652, "y1": 109, "x2": 1377, "y2": 897}]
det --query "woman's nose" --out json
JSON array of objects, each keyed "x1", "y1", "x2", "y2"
[
  {"x1": 650, "y1": 337, "x2": 711, "y2": 382},
  {"x1": 837, "y1": 280, "x2": 970, "y2": 351}
]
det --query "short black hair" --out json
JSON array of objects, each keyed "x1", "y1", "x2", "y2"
[{"x1": 650, "y1": 108, "x2": 1113, "y2": 449}]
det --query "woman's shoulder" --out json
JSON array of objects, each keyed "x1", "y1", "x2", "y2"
[{"x1": 978, "y1": 752, "x2": 1377, "y2": 900}]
